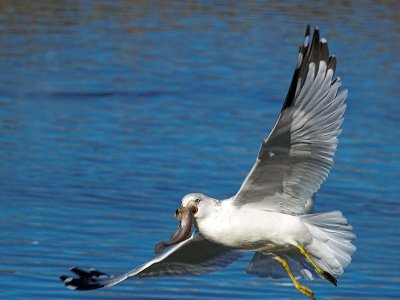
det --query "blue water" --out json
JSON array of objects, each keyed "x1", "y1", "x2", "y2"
[{"x1": 1, "y1": 1, "x2": 399, "y2": 299}]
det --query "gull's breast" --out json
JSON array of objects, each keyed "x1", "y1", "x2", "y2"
[{"x1": 197, "y1": 205, "x2": 312, "y2": 251}]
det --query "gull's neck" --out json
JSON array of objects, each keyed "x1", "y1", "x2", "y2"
[{"x1": 195, "y1": 198, "x2": 236, "y2": 244}]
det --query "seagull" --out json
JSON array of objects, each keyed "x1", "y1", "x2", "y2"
[{"x1": 60, "y1": 25, "x2": 356, "y2": 300}]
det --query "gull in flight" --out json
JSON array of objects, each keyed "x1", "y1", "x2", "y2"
[{"x1": 61, "y1": 25, "x2": 356, "y2": 299}]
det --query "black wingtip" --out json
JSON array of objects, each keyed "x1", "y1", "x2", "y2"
[
  {"x1": 60, "y1": 266, "x2": 112, "y2": 291},
  {"x1": 309, "y1": 27, "x2": 321, "y2": 67},
  {"x1": 302, "y1": 25, "x2": 311, "y2": 51},
  {"x1": 281, "y1": 25, "x2": 336, "y2": 112},
  {"x1": 70, "y1": 266, "x2": 91, "y2": 278},
  {"x1": 328, "y1": 55, "x2": 337, "y2": 72},
  {"x1": 305, "y1": 24, "x2": 311, "y2": 37}
]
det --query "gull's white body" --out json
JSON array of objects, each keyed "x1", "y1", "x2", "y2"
[
  {"x1": 182, "y1": 192, "x2": 354, "y2": 278},
  {"x1": 193, "y1": 198, "x2": 311, "y2": 252},
  {"x1": 62, "y1": 26, "x2": 356, "y2": 297}
]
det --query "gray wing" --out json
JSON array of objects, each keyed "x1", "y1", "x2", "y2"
[
  {"x1": 60, "y1": 233, "x2": 243, "y2": 290},
  {"x1": 232, "y1": 26, "x2": 347, "y2": 215}
]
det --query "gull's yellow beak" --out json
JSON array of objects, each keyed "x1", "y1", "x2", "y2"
[{"x1": 174, "y1": 205, "x2": 183, "y2": 219}]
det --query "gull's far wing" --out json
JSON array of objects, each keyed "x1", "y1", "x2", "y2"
[
  {"x1": 232, "y1": 26, "x2": 347, "y2": 215},
  {"x1": 247, "y1": 251, "x2": 318, "y2": 280},
  {"x1": 60, "y1": 233, "x2": 243, "y2": 290}
]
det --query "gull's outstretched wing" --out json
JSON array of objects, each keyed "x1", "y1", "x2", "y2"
[
  {"x1": 232, "y1": 26, "x2": 347, "y2": 215},
  {"x1": 60, "y1": 233, "x2": 243, "y2": 290}
]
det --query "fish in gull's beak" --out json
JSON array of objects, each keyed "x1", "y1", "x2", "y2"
[{"x1": 154, "y1": 206, "x2": 194, "y2": 254}]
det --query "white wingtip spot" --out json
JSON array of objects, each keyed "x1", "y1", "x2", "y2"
[
  {"x1": 64, "y1": 277, "x2": 78, "y2": 290},
  {"x1": 64, "y1": 277, "x2": 73, "y2": 283},
  {"x1": 320, "y1": 38, "x2": 327, "y2": 44},
  {"x1": 297, "y1": 53, "x2": 303, "y2": 68},
  {"x1": 304, "y1": 36, "x2": 310, "y2": 47}
]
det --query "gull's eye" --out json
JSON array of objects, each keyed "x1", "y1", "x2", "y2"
[{"x1": 195, "y1": 198, "x2": 201, "y2": 204}]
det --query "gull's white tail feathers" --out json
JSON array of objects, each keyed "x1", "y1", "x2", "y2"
[
  {"x1": 300, "y1": 211, "x2": 356, "y2": 276},
  {"x1": 247, "y1": 211, "x2": 355, "y2": 281}
]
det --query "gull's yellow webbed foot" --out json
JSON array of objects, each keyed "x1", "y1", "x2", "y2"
[
  {"x1": 297, "y1": 244, "x2": 337, "y2": 286},
  {"x1": 274, "y1": 255, "x2": 316, "y2": 300}
]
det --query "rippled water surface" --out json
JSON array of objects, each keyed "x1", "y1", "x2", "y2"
[{"x1": 1, "y1": 1, "x2": 399, "y2": 299}]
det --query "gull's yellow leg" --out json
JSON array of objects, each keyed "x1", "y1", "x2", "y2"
[
  {"x1": 273, "y1": 255, "x2": 316, "y2": 300},
  {"x1": 297, "y1": 245, "x2": 337, "y2": 286}
]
